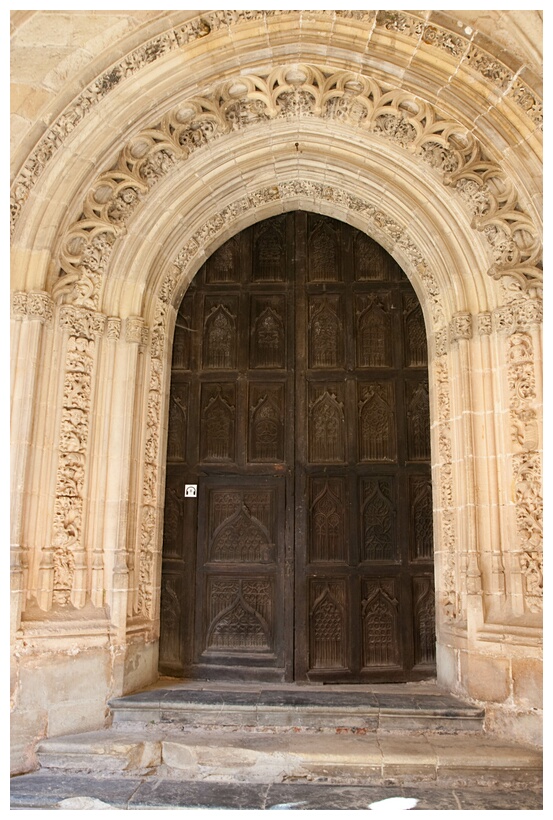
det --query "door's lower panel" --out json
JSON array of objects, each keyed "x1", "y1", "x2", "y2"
[{"x1": 191, "y1": 474, "x2": 290, "y2": 678}]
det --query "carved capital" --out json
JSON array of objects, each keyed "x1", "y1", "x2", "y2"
[
  {"x1": 125, "y1": 316, "x2": 145, "y2": 344},
  {"x1": 23, "y1": 291, "x2": 53, "y2": 322},
  {"x1": 59, "y1": 305, "x2": 106, "y2": 339},
  {"x1": 11, "y1": 292, "x2": 28, "y2": 319},
  {"x1": 516, "y1": 298, "x2": 543, "y2": 330},
  {"x1": 450, "y1": 312, "x2": 472, "y2": 340},
  {"x1": 106, "y1": 317, "x2": 121, "y2": 340},
  {"x1": 493, "y1": 305, "x2": 516, "y2": 334},
  {"x1": 477, "y1": 312, "x2": 492, "y2": 335},
  {"x1": 11, "y1": 290, "x2": 54, "y2": 323}
]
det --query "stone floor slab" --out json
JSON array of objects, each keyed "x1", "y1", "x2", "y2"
[
  {"x1": 10, "y1": 773, "x2": 544, "y2": 810},
  {"x1": 128, "y1": 778, "x2": 268, "y2": 809},
  {"x1": 10, "y1": 773, "x2": 142, "y2": 808}
]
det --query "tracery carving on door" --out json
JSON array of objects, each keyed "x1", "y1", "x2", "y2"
[{"x1": 161, "y1": 212, "x2": 435, "y2": 682}]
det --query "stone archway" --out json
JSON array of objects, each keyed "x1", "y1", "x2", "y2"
[{"x1": 11, "y1": 12, "x2": 542, "y2": 773}]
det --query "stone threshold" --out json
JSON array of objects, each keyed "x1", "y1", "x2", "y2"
[
  {"x1": 108, "y1": 680, "x2": 485, "y2": 733},
  {"x1": 34, "y1": 727, "x2": 542, "y2": 786}
]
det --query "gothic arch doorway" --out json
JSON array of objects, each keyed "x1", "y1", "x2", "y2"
[{"x1": 160, "y1": 212, "x2": 435, "y2": 683}]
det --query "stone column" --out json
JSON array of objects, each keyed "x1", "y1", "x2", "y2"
[
  {"x1": 474, "y1": 312, "x2": 506, "y2": 613},
  {"x1": 102, "y1": 317, "x2": 146, "y2": 643},
  {"x1": 10, "y1": 291, "x2": 53, "y2": 635},
  {"x1": 448, "y1": 313, "x2": 482, "y2": 632}
]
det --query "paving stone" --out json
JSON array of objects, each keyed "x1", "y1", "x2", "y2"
[
  {"x1": 10, "y1": 773, "x2": 142, "y2": 808},
  {"x1": 11, "y1": 774, "x2": 543, "y2": 810},
  {"x1": 453, "y1": 787, "x2": 543, "y2": 810},
  {"x1": 128, "y1": 778, "x2": 268, "y2": 809},
  {"x1": 266, "y1": 783, "x2": 408, "y2": 810}
]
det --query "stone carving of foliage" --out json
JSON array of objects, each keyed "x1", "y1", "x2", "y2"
[
  {"x1": 16, "y1": 62, "x2": 538, "y2": 308},
  {"x1": 450, "y1": 312, "x2": 472, "y2": 340},
  {"x1": 478, "y1": 312, "x2": 492, "y2": 335},
  {"x1": 49, "y1": 307, "x2": 105, "y2": 608},
  {"x1": 11, "y1": 291, "x2": 54, "y2": 322},
  {"x1": 434, "y1": 358, "x2": 459, "y2": 621},
  {"x1": 503, "y1": 328, "x2": 542, "y2": 615},
  {"x1": 10, "y1": 10, "x2": 542, "y2": 232}
]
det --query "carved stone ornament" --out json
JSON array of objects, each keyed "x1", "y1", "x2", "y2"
[
  {"x1": 450, "y1": 312, "x2": 472, "y2": 340},
  {"x1": 506, "y1": 327, "x2": 542, "y2": 614},
  {"x1": 11, "y1": 290, "x2": 54, "y2": 322},
  {"x1": 477, "y1": 312, "x2": 492, "y2": 335},
  {"x1": 10, "y1": 10, "x2": 541, "y2": 238},
  {"x1": 125, "y1": 316, "x2": 145, "y2": 344},
  {"x1": 50, "y1": 306, "x2": 100, "y2": 608},
  {"x1": 495, "y1": 299, "x2": 543, "y2": 335},
  {"x1": 137, "y1": 356, "x2": 164, "y2": 618},
  {"x1": 434, "y1": 358, "x2": 459, "y2": 622},
  {"x1": 23, "y1": 60, "x2": 537, "y2": 308},
  {"x1": 106, "y1": 317, "x2": 121, "y2": 340}
]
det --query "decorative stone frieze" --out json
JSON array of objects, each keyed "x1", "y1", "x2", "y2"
[
  {"x1": 494, "y1": 299, "x2": 543, "y2": 334},
  {"x1": 505, "y1": 327, "x2": 542, "y2": 615},
  {"x1": 374, "y1": 11, "x2": 541, "y2": 126},
  {"x1": 434, "y1": 328, "x2": 448, "y2": 358},
  {"x1": 434, "y1": 358, "x2": 459, "y2": 622},
  {"x1": 47, "y1": 307, "x2": 103, "y2": 608},
  {"x1": 12, "y1": 61, "x2": 537, "y2": 308},
  {"x1": 137, "y1": 355, "x2": 163, "y2": 619},
  {"x1": 514, "y1": 451, "x2": 543, "y2": 614},
  {"x1": 10, "y1": 10, "x2": 540, "y2": 235}
]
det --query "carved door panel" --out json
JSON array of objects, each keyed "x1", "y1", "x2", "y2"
[
  {"x1": 294, "y1": 213, "x2": 434, "y2": 681},
  {"x1": 160, "y1": 212, "x2": 434, "y2": 682}
]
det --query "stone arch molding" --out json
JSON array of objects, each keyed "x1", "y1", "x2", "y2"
[
  {"x1": 9, "y1": 9, "x2": 543, "y2": 230},
  {"x1": 16, "y1": 61, "x2": 541, "y2": 626},
  {"x1": 48, "y1": 62, "x2": 542, "y2": 312}
]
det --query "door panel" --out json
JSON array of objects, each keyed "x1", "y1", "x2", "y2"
[{"x1": 160, "y1": 212, "x2": 435, "y2": 682}]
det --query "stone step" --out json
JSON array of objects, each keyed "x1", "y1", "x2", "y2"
[
  {"x1": 109, "y1": 684, "x2": 485, "y2": 733},
  {"x1": 10, "y1": 773, "x2": 544, "y2": 811},
  {"x1": 35, "y1": 726, "x2": 542, "y2": 789}
]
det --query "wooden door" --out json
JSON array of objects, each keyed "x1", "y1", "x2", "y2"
[{"x1": 160, "y1": 212, "x2": 435, "y2": 682}]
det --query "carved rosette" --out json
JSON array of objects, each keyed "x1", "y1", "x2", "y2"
[
  {"x1": 33, "y1": 62, "x2": 538, "y2": 309},
  {"x1": 50, "y1": 306, "x2": 104, "y2": 607}
]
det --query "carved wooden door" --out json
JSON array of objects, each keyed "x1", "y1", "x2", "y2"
[{"x1": 160, "y1": 212, "x2": 435, "y2": 682}]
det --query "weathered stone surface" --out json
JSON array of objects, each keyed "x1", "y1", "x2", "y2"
[
  {"x1": 512, "y1": 657, "x2": 543, "y2": 708},
  {"x1": 10, "y1": 773, "x2": 543, "y2": 810},
  {"x1": 461, "y1": 652, "x2": 511, "y2": 703}
]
